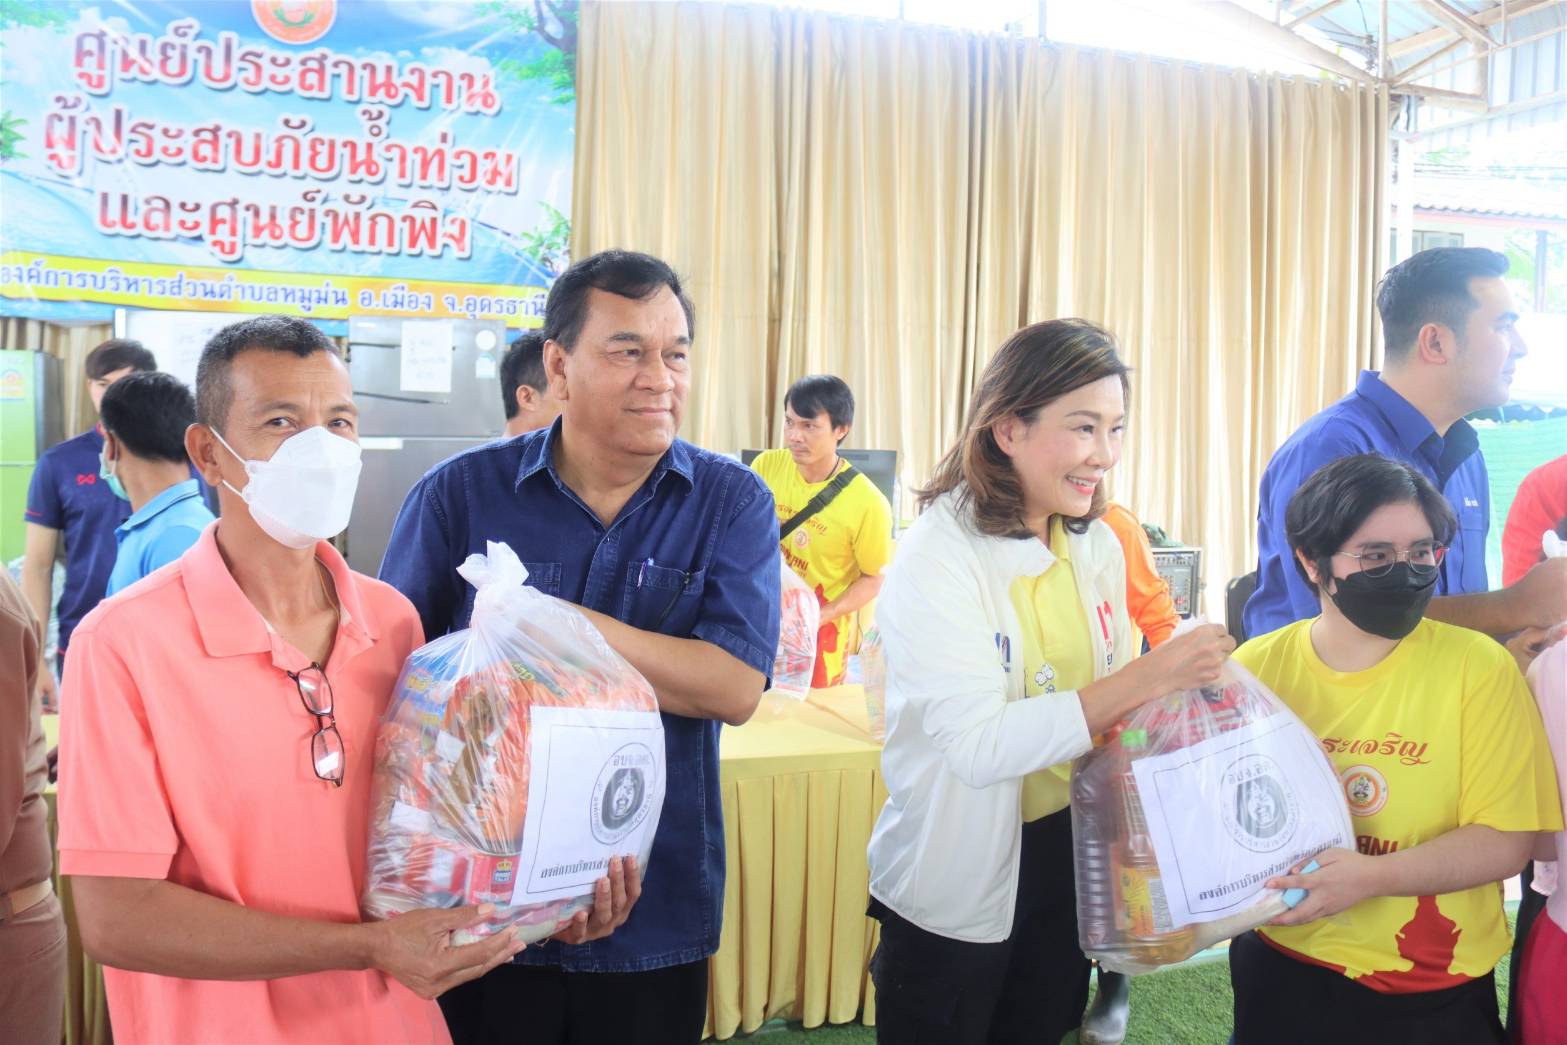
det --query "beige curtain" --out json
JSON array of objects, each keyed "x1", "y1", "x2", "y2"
[
  {"x1": 1, "y1": 319, "x2": 115, "y2": 434},
  {"x1": 574, "y1": 2, "x2": 1385, "y2": 621}
]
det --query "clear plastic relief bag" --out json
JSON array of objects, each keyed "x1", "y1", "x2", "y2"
[
  {"x1": 1070, "y1": 623, "x2": 1352, "y2": 973},
  {"x1": 772, "y1": 561, "x2": 820, "y2": 700},
  {"x1": 362, "y1": 542, "x2": 666, "y2": 945}
]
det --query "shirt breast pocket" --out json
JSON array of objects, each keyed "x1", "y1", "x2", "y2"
[
  {"x1": 1456, "y1": 506, "x2": 1488, "y2": 592},
  {"x1": 623, "y1": 563, "x2": 706, "y2": 635}
]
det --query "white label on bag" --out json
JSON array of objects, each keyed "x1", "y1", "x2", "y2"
[
  {"x1": 436, "y1": 730, "x2": 464, "y2": 763},
  {"x1": 390, "y1": 801, "x2": 434, "y2": 834},
  {"x1": 510, "y1": 706, "x2": 667, "y2": 905},
  {"x1": 1131, "y1": 713, "x2": 1351, "y2": 928}
]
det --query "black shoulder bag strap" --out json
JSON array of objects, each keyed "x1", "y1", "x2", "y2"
[{"x1": 778, "y1": 463, "x2": 861, "y2": 542}]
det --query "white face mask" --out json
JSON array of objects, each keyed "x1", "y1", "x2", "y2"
[{"x1": 212, "y1": 426, "x2": 362, "y2": 550}]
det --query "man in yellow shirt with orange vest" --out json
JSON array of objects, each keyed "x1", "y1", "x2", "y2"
[{"x1": 752, "y1": 376, "x2": 893, "y2": 689}]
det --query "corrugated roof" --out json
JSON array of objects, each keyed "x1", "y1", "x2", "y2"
[{"x1": 1405, "y1": 169, "x2": 1567, "y2": 219}]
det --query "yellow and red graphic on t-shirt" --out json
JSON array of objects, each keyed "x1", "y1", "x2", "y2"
[
  {"x1": 1267, "y1": 894, "x2": 1466, "y2": 993},
  {"x1": 1341, "y1": 764, "x2": 1390, "y2": 817}
]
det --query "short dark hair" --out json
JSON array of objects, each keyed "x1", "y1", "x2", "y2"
[
  {"x1": 195, "y1": 316, "x2": 339, "y2": 429},
  {"x1": 99, "y1": 371, "x2": 196, "y2": 464},
  {"x1": 500, "y1": 333, "x2": 547, "y2": 420},
  {"x1": 785, "y1": 375, "x2": 855, "y2": 437},
  {"x1": 1285, "y1": 453, "x2": 1458, "y2": 593},
  {"x1": 541, "y1": 250, "x2": 694, "y2": 351},
  {"x1": 85, "y1": 338, "x2": 156, "y2": 380},
  {"x1": 1376, "y1": 247, "x2": 1509, "y2": 362}
]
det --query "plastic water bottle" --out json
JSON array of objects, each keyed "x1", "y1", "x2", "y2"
[
  {"x1": 860, "y1": 626, "x2": 887, "y2": 740},
  {"x1": 1071, "y1": 754, "x2": 1118, "y2": 949}
]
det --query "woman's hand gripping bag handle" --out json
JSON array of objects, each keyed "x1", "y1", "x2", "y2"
[
  {"x1": 771, "y1": 561, "x2": 820, "y2": 700},
  {"x1": 1071, "y1": 619, "x2": 1354, "y2": 973},
  {"x1": 363, "y1": 541, "x2": 665, "y2": 946}
]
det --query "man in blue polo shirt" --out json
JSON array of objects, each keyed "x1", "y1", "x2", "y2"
[
  {"x1": 22, "y1": 338, "x2": 155, "y2": 703},
  {"x1": 99, "y1": 372, "x2": 215, "y2": 596},
  {"x1": 1245, "y1": 247, "x2": 1567, "y2": 641},
  {"x1": 382, "y1": 250, "x2": 781, "y2": 1045}
]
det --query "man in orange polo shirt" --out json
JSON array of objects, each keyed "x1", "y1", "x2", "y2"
[{"x1": 56, "y1": 316, "x2": 637, "y2": 1044}]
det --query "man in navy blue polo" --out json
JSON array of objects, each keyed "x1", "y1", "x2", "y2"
[
  {"x1": 381, "y1": 250, "x2": 781, "y2": 1045},
  {"x1": 1245, "y1": 247, "x2": 1567, "y2": 641},
  {"x1": 22, "y1": 339, "x2": 155, "y2": 704}
]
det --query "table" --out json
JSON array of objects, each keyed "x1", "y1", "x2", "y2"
[
  {"x1": 44, "y1": 688, "x2": 887, "y2": 1044},
  {"x1": 705, "y1": 687, "x2": 885, "y2": 1040}
]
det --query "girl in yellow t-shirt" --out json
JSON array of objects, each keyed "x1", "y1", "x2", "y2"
[{"x1": 1229, "y1": 453, "x2": 1562, "y2": 1045}]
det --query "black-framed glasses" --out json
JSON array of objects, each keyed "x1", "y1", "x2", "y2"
[
  {"x1": 1334, "y1": 542, "x2": 1447, "y2": 579},
  {"x1": 286, "y1": 663, "x2": 344, "y2": 787}
]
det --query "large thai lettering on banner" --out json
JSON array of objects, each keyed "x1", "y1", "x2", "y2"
[{"x1": 0, "y1": 1, "x2": 577, "y2": 324}]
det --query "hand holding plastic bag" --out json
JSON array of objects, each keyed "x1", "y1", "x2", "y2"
[
  {"x1": 363, "y1": 542, "x2": 665, "y2": 945},
  {"x1": 772, "y1": 562, "x2": 820, "y2": 699},
  {"x1": 1071, "y1": 622, "x2": 1352, "y2": 973}
]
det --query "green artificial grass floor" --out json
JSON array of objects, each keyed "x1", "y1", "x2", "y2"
[{"x1": 750, "y1": 912, "x2": 1518, "y2": 1045}]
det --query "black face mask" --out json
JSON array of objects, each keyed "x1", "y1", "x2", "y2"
[{"x1": 1326, "y1": 562, "x2": 1438, "y2": 640}]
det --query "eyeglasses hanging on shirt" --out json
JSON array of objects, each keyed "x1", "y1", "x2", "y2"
[{"x1": 287, "y1": 663, "x2": 345, "y2": 787}]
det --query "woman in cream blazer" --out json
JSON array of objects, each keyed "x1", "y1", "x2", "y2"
[{"x1": 866, "y1": 319, "x2": 1234, "y2": 1045}]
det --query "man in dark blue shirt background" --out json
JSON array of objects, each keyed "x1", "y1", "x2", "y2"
[
  {"x1": 22, "y1": 338, "x2": 155, "y2": 703},
  {"x1": 382, "y1": 250, "x2": 781, "y2": 1045},
  {"x1": 1245, "y1": 247, "x2": 1567, "y2": 642}
]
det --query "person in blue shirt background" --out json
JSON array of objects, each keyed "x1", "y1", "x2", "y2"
[
  {"x1": 381, "y1": 249, "x2": 781, "y2": 1045},
  {"x1": 22, "y1": 338, "x2": 154, "y2": 704},
  {"x1": 99, "y1": 372, "x2": 215, "y2": 597},
  {"x1": 1244, "y1": 247, "x2": 1567, "y2": 643}
]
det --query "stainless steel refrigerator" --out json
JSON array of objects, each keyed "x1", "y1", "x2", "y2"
[{"x1": 344, "y1": 316, "x2": 509, "y2": 575}]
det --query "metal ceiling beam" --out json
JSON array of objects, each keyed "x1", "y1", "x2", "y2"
[
  {"x1": 1418, "y1": 87, "x2": 1566, "y2": 130},
  {"x1": 1388, "y1": 0, "x2": 1561, "y2": 57},
  {"x1": 1389, "y1": 82, "x2": 1491, "y2": 109},
  {"x1": 1393, "y1": 36, "x2": 1465, "y2": 82},
  {"x1": 1196, "y1": 0, "x2": 1374, "y2": 81},
  {"x1": 1398, "y1": 22, "x2": 1567, "y2": 82},
  {"x1": 1418, "y1": 0, "x2": 1495, "y2": 47},
  {"x1": 1284, "y1": 0, "x2": 1349, "y2": 31}
]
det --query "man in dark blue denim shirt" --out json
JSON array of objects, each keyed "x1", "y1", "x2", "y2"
[
  {"x1": 381, "y1": 251, "x2": 781, "y2": 1045},
  {"x1": 1245, "y1": 247, "x2": 1567, "y2": 644}
]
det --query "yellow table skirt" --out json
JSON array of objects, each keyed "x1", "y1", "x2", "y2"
[
  {"x1": 46, "y1": 688, "x2": 887, "y2": 1045},
  {"x1": 705, "y1": 689, "x2": 885, "y2": 1040}
]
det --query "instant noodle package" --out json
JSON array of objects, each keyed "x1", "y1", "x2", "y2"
[{"x1": 363, "y1": 543, "x2": 666, "y2": 944}]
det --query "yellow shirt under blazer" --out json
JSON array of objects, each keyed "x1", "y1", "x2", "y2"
[{"x1": 868, "y1": 491, "x2": 1134, "y2": 943}]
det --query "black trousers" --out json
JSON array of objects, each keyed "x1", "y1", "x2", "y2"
[
  {"x1": 1230, "y1": 931, "x2": 1504, "y2": 1045},
  {"x1": 438, "y1": 958, "x2": 708, "y2": 1045},
  {"x1": 869, "y1": 807, "x2": 1092, "y2": 1045}
]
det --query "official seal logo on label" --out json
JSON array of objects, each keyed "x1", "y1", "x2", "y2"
[
  {"x1": 1219, "y1": 754, "x2": 1298, "y2": 853},
  {"x1": 590, "y1": 743, "x2": 655, "y2": 844},
  {"x1": 1340, "y1": 764, "x2": 1388, "y2": 817}
]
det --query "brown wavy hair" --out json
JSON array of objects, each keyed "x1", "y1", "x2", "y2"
[{"x1": 918, "y1": 318, "x2": 1131, "y2": 538}]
